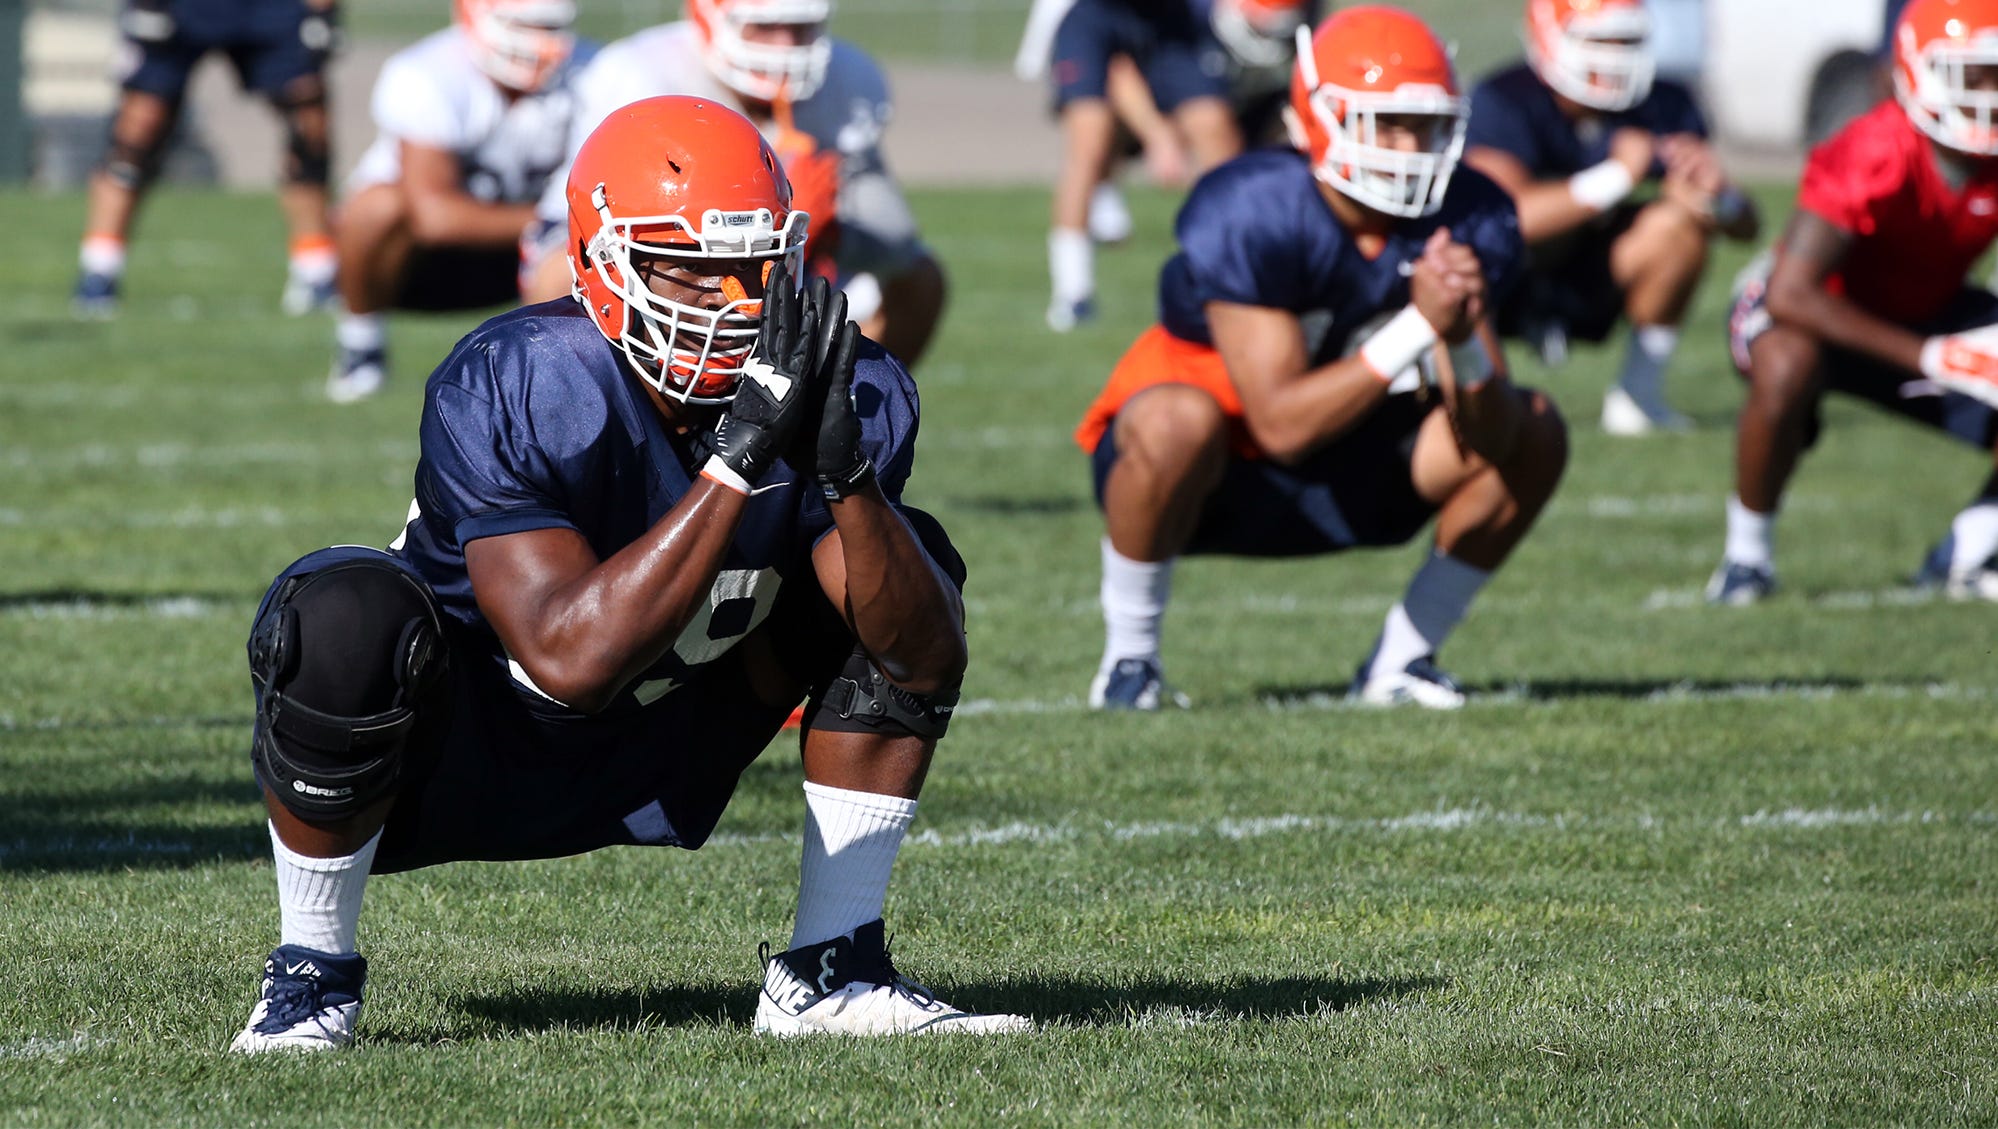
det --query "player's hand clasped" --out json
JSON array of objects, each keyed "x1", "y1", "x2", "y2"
[{"x1": 702, "y1": 261, "x2": 828, "y2": 494}]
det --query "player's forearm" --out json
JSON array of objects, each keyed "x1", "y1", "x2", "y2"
[
  {"x1": 1765, "y1": 281, "x2": 1924, "y2": 374},
  {"x1": 1512, "y1": 179, "x2": 1614, "y2": 244},
  {"x1": 1241, "y1": 358, "x2": 1392, "y2": 465},
  {"x1": 407, "y1": 193, "x2": 537, "y2": 249},
  {"x1": 823, "y1": 488, "x2": 967, "y2": 693}
]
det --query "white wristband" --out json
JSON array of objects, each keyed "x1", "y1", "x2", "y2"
[
  {"x1": 700, "y1": 455, "x2": 753, "y2": 496},
  {"x1": 1447, "y1": 336, "x2": 1496, "y2": 390},
  {"x1": 1919, "y1": 337, "x2": 1949, "y2": 383},
  {"x1": 1358, "y1": 305, "x2": 1440, "y2": 382},
  {"x1": 1569, "y1": 159, "x2": 1636, "y2": 213}
]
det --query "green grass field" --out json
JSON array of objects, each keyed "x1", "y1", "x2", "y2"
[{"x1": 3, "y1": 181, "x2": 1997, "y2": 1126}]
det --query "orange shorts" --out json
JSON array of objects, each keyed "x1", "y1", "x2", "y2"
[{"x1": 1074, "y1": 325, "x2": 1260, "y2": 458}]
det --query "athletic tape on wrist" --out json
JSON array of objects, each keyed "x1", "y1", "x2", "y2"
[
  {"x1": 700, "y1": 455, "x2": 753, "y2": 496},
  {"x1": 1569, "y1": 159, "x2": 1636, "y2": 213},
  {"x1": 1359, "y1": 305, "x2": 1440, "y2": 382}
]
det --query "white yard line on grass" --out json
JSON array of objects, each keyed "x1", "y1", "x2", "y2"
[{"x1": 0, "y1": 1033, "x2": 114, "y2": 1061}]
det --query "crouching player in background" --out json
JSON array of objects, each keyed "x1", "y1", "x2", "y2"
[
  {"x1": 327, "y1": 0, "x2": 593, "y2": 402},
  {"x1": 1463, "y1": 0, "x2": 1759, "y2": 435},
  {"x1": 1075, "y1": 6, "x2": 1568, "y2": 710},
  {"x1": 229, "y1": 97, "x2": 1029, "y2": 1051},
  {"x1": 1708, "y1": 0, "x2": 1998, "y2": 605}
]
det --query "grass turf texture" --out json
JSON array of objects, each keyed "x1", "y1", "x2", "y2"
[{"x1": 2, "y1": 181, "x2": 1996, "y2": 1126}]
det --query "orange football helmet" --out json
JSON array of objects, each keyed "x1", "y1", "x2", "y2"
[
  {"x1": 1524, "y1": 0, "x2": 1654, "y2": 112},
  {"x1": 1894, "y1": 0, "x2": 1998, "y2": 155},
  {"x1": 565, "y1": 96, "x2": 810, "y2": 404},
  {"x1": 688, "y1": 0, "x2": 835, "y2": 103},
  {"x1": 454, "y1": 0, "x2": 576, "y2": 94},
  {"x1": 1285, "y1": 6, "x2": 1467, "y2": 219},
  {"x1": 1211, "y1": 0, "x2": 1308, "y2": 68}
]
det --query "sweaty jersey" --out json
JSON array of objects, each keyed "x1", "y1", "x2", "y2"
[
  {"x1": 347, "y1": 27, "x2": 599, "y2": 204},
  {"x1": 1795, "y1": 100, "x2": 1998, "y2": 326},
  {"x1": 536, "y1": 22, "x2": 920, "y2": 277},
  {"x1": 390, "y1": 299, "x2": 922, "y2": 717},
  {"x1": 1077, "y1": 149, "x2": 1524, "y2": 453},
  {"x1": 1465, "y1": 63, "x2": 1707, "y2": 180}
]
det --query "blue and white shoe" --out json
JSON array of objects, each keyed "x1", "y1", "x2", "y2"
[
  {"x1": 72, "y1": 271, "x2": 120, "y2": 319},
  {"x1": 1088, "y1": 657, "x2": 1189, "y2": 711},
  {"x1": 1045, "y1": 295, "x2": 1095, "y2": 333},
  {"x1": 1704, "y1": 559, "x2": 1776, "y2": 606},
  {"x1": 1349, "y1": 653, "x2": 1466, "y2": 710},
  {"x1": 281, "y1": 271, "x2": 339, "y2": 317},
  {"x1": 1911, "y1": 534, "x2": 1954, "y2": 590},
  {"x1": 228, "y1": 944, "x2": 366, "y2": 1054},
  {"x1": 1909, "y1": 533, "x2": 1998, "y2": 600},
  {"x1": 755, "y1": 920, "x2": 1032, "y2": 1037},
  {"x1": 326, "y1": 346, "x2": 387, "y2": 404}
]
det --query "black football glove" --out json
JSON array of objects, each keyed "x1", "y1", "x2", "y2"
[
  {"x1": 814, "y1": 314, "x2": 874, "y2": 499},
  {"x1": 705, "y1": 261, "x2": 823, "y2": 491}
]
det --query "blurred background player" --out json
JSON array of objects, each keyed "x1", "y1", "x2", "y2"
[
  {"x1": 1708, "y1": 0, "x2": 1998, "y2": 606},
  {"x1": 521, "y1": 0, "x2": 948, "y2": 372},
  {"x1": 327, "y1": 0, "x2": 592, "y2": 403},
  {"x1": 1040, "y1": 0, "x2": 1244, "y2": 332},
  {"x1": 230, "y1": 97, "x2": 1028, "y2": 1050},
  {"x1": 72, "y1": 0, "x2": 341, "y2": 318},
  {"x1": 1463, "y1": 0, "x2": 1760, "y2": 436},
  {"x1": 1075, "y1": 6, "x2": 1569, "y2": 711}
]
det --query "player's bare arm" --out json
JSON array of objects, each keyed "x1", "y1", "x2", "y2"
[
  {"x1": 1763, "y1": 210, "x2": 1925, "y2": 373},
  {"x1": 400, "y1": 141, "x2": 540, "y2": 247},
  {"x1": 1465, "y1": 127, "x2": 1653, "y2": 243},
  {"x1": 1208, "y1": 301, "x2": 1389, "y2": 463}
]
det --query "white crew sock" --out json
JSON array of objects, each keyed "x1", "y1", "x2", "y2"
[
  {"x1": 79, "y1": 236, "x2": 126, "y2": 278},
  {"x1": 1369, "y1": 551, "x2": 1491, "y2": 679},
  {"x1": 271, "y1": 822, "x2": 378, "y2": 956},
  {"x1": 1950, "y1": 500, "x2": 1998, "y2": 574},
  {"x1": 1725, "y1": 494, "x2": 1775, "y2": 569},
  {"x1": 790, "y1": 782, "x2": 917, "y2": 949},
  {"x1": 336, "y1": 311, "x2": 386, "y2": 354},
  {"x1": 288, "y1": 244, "x2": 337, "y2": 285},
  {"x1": 1617, "y1": 324, "x2": 1681, "y2": 412},
  {"x1": 1048, "y1": 227, "x2": 1094, "y2": 303},
  {"x1": 1099, "y1": 538, "x2": 1173, "y2": 671}
]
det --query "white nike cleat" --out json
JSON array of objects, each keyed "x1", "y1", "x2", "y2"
[
  {"x1": 754, "y1": 920, "x2": 1032, "y2": 1037},
  {"x1": 1946, "y1": 565, "x2": 1998, "y2": 602},
  {"x1": 1350, "y1": 654, "x2": 1467, "y2": 710},
  {"x1": 1601, "y1": 386, "x2": 1692, "y2": 436},
  {"x1": 228, "y1": 945, "x2": 365, "y2": 1054},
  {"x1": 326, "y1": 347, "x2": 386, "y2": 404}
]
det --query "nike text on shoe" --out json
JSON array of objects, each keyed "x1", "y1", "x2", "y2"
[
  {"x1": 72, "y1": 271, "x2": 120, "y2": 320},
  {"x1": 1601, "y1": 386, "x2": 1692, "y2": 436},
  {"x1": 1704, "y1": 559, "x2": 1776, "y2": 607},
  {"x1": 754, "y1": 920, "x2": 1032, "y2": 1037},
  {"x1": 228, "y1": 944, "x2": 366, "y2": 1054},
  {"x1": 1349, "y1": 654, "x2": 1466, "y2": 710},
  {"x1": 327, "y1": 346, "x2": 387, "y2": 404},
  {"x1": 1088, "y1": 657, "x2": 1190, "y2": 711}
]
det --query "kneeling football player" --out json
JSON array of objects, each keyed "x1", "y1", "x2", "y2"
[
  {"x1": 230, "y1": 97, "x2": 1029, "y2": 1051},
  {"x1": 1077, "y1": 5, "x2": 1569, "y2": 710}
]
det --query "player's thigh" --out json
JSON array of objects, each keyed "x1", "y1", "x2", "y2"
[
  {"x1": 1108, "y1": 383, "x2": 1232, "y2": 476},
  {"x1": 1049, "y1": 0, "x2": 1127, "y2": 110},
  {"x1": 1139, "y1": 25, "x2": 1233, "y2": 113},
  {"x1": 1608, "y1": 199, "x2": 1709, "y2": 287},
  {"x1": 1408, "y1": 397, "x2": 1499, "y2": 504}
]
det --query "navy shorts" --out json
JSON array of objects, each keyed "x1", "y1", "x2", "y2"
[
  {"x1": 1050, "y1": 0, "x2": 1233, "y2": 113},
  {"x1": 250, "y1": 511, "x2": 966, "y2": 874},
  {"x1": 395, "y1": 246, "x2": 522, "y2": 313},
  {"x1": 1728, "y1": 266, "x2": 1998, "y2": 451},
  {"x1": 1496, "y1": 203, "x2": 1643, "y2": 346},
  {"x1": 1089, "y1": 395, "x2": 1437, "y2": 557},
  {"x1": 120, "y1": 0, "x2": 325, "y2": 101}
]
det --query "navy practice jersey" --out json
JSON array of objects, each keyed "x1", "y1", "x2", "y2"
[
  {"x1": 1465, "y1": 63, "x2": 1708, "y2": 179},
  {"x1": 1156, "y1": 148, "x2": 1525, "y2": 361},
  {"x1": 390, "y1": 299, "x2": 921, "y2": 716}
]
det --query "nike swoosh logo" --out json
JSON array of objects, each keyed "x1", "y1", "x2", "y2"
[{"x1": 749, "y1": 481, "x2": 791, "y2": 495}]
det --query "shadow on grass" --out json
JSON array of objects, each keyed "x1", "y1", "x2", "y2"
[
  {"x1": 0, "y1": 587, "x2": 250, "y2": 610},
  {"x1": 1253, "y1": 676, "x2": 1880, "y2": 707},
  {"x1": 427, "y1": 972, "x2": 1441, "y2": 1039},
  {"x1": 945, "y1": 495, "x2": 1082, "y2": 517},
  {"x1": 0, "y1": 770, "x2": 265, "y2": 873}
]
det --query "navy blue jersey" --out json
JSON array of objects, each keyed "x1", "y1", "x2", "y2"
[
  {"x1": 1465, "y1": 63, "x2": 1708, "y2": 179},
  {"x1": 1156, "y1": 148, "x2": 1525, "y2": 361},
  {"x1": 390, "y1": 298, "x2": 920, "y2": 716}
]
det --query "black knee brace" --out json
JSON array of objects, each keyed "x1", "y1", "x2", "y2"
[
  {"x1": 101, "y1": 117, "x2": 172, "y2": 191},
  {"x1": 277, "y1": 94, "x2": 331, "y2": 187},
  {"x1": 249, "y1": 558, "x2": 448, "y2": 819},
  {"x1": 806, "y1": 648, "x2": 959, "y2": 741}
]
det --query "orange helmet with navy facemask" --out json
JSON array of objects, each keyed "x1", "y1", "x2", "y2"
[
  {"x1": 1895, "y1": 0, "x2": 1998, "y2": 156},
  {"x1": 566, "y1": 96, "x2": 811, "y2": 404},
  {"x1": 1285, "y1": 6, "x2": 1468, "y2": 219}
]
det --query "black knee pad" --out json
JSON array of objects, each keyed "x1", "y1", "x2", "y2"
[
  {"x1": 249, "y1": 558, "x2": 448, "y2": 820},
  {"x1": 101, "y1": 121, "x2": 172, "y2": 190},
  {"x1": 277, "y1": 95, "x2": 331, "y2": 187},
  {"x1": 806, "y1": 648, "x2": 959, "y2": 741}
]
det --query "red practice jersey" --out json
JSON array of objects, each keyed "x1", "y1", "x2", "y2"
[{"x1": 1797, "y1": 101, "x2": 1998, "y2": 326}]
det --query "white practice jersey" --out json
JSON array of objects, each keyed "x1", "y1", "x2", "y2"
[
  {"x1": 538, "y1": 21, "x2": 921, "y2": 278},
  {"x1": 348, "y1": 28, "x2": 601, "y2": 206}
]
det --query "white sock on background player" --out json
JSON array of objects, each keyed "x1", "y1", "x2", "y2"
[
  {"x1": 1725, "y1": 494, "x2": 1775, "y2": 569},
  {"x1": 1048, "y1": 228, "x2": 1093, "y2": 306},
  {"x1": 790, "y1": 782, "x2": 916, "y2": 949},
  {"x1": 1369, "y1": 551, "x2": 1489, "y2": 679},
  {"x1": 79, "y1": 235, "x2": 127, "y2": 279},
  {"x1": 336, "y1": 311, "x2": 387, "y2": 355},
  {"x1": 1098, "y1": 538, "x2": 1173, "y2": 672},
  {"x1": 271, "y1": 822, "x2": 377, "y2": 955},
  {"x1": 1950, "y1": 499, "x2": 1998, "y2": 574}
]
